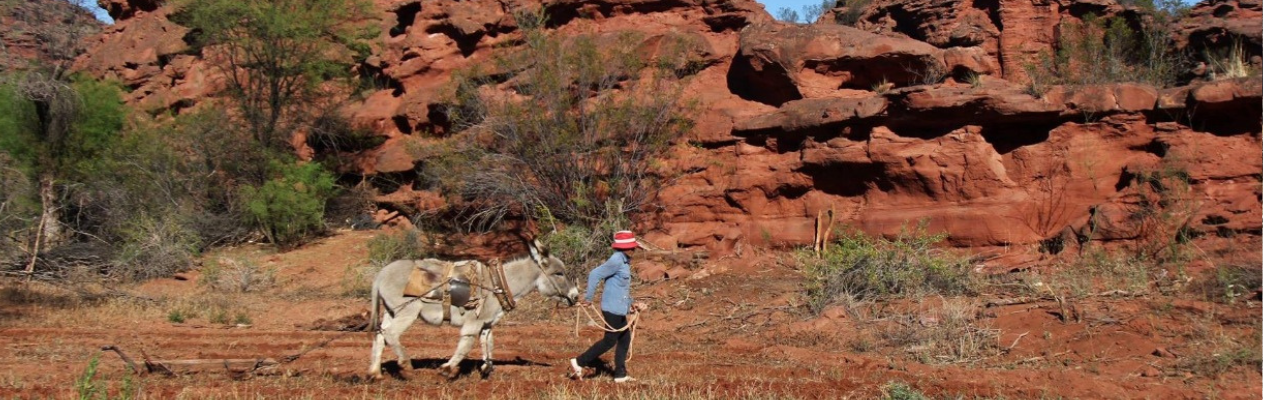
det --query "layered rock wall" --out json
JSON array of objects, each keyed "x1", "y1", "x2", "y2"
[{"x1": 72, "y1": 0, "x2": 1262, "y2": 263}]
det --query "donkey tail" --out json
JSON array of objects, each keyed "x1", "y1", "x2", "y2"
[{"x1": 367, "y1": 279, "x2": 381, "y2": 335}]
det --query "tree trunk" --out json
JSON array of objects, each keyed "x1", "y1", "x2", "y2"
[{"x1": 24, "y1": 176, "x2": 62, "y2": 276}]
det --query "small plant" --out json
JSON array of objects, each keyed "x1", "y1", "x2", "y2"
[
  {"x1": 871, "y1": 78, "x2": 893, "y2": 94},
  {"x1": 1191, "y1": 264, "x2": 1262, "y2": 303},
  {"x1": 75, "y1": 354, "x2": 103, "y2": 399},
  {"x1": 167, "y1": 309, "x2": 187, "y2": 323},
  {"x1": 233, "y1": 311, "x2": 252, "y2": 325},
  {"x1": 209, "y1": 307, "x2": 231, "y2": 325},
  {"x1": 908, "y1": 61, "x2": 947, "y2": 86},
  {"x1": 75, "y1": 354, "x2": 135, "y2": 400},
  {"x1": 882, "y1": 381, "x2": 929, "y2": 400},
  {"x1": 964, "y1": 71, "x2": 983, "y2": 88}
]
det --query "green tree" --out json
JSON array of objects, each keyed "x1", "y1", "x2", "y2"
[
  {"x1": 0, "y1": 76, "x2": 125, "y2": 272},
  {"x1": 174, "y1": 0, "x2": 373, "y2": 148}
]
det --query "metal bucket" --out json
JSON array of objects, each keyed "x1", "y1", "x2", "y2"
[{"x1": 448, "y1": 278, "x2": 471, "y2": 307}]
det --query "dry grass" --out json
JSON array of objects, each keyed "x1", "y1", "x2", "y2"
[
  {"x1": 200, "y1": 256, "x2": 276, "y2": 293},
  {"x1": 1174, "y1": 312, "x2": 1263, "y2": 377},
  {"x1": 869, "y1": 298, "x2": 1002, "y2": 364},
  {"x1": 1206, "y1": 39, "x2": 1258, "y2": 80},
  {"x1": 1025, "y1": 251, "x2": 1155, "y2": 298}
]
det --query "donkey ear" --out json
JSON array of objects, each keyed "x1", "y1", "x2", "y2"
[
  {"x1": 537, "y1": 239, "x2": 550, "y2": 258},
  {"x1": 528, "y1": 239, "x2": 544, "y2": 264}
]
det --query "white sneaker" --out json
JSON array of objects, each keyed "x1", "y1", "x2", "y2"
[
  {"x1": 614, "y1": 376, "x2": 637, "y2": 383},
  {"x1": 568, "y1": 358, "x2": 584, "y2": 380}
]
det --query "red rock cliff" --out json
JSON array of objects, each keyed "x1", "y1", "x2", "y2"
[{"x1": 73, "y1": 0, "x2": 1261, "y2": 263}]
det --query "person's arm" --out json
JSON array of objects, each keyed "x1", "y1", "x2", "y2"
[{"x1": 584, "y1": 255, "x2": 620, "y2": 302}]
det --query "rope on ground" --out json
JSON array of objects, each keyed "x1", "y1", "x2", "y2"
[{"x1": 575, "y1": 303, "x2": 641, "y2": 361}]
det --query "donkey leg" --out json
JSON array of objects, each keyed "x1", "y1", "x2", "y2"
[
  {"x1": 368, "y1": 312, "x2": 395, "y2": 379},
  {"x1": 388, "y1": 303, "x2": 421, "y2": 371},
  {"x1": 439, "y1": 323, "x2": 480, "y2": 379},
  {"x1": 368, "y1": 331, "x2": 387, "y2": 379},
  {"x1": 478, "y1": 328, "x2": 495, "y2": 378}
]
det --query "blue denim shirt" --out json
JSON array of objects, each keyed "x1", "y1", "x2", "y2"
[{"x1": 585, "y1": 251, "x2": 632, "y2": 316}]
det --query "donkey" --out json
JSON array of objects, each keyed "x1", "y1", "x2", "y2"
[{"x1": 367, "y1": 241, "x2": 579, "y2": 380}]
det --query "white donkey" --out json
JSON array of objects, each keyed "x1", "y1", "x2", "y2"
[{"x1": 367, "y1": 241, "x2": 579, "y2": 380}]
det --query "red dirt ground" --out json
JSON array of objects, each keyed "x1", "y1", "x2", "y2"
[{"x1": 1, "y1": 230, "x2": 1259, "y2": 399}]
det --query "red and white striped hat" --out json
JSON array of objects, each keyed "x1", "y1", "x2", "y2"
[{"x1": 611, "y1": 230, "x2": 639, "y2": 250}]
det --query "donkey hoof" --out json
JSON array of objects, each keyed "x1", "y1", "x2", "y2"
[
  {"x1": 368, "y1": 372, "x2": 383, "y2": 381},
  {"x1": 479, "y1": 364, "x2": 494, "y2": 379},
  {"x1": 437, "y1": 365, "x2": 459, "y2": 380},
  {"x1": 397, "y1": 360, "x2": 413, "y2": 371}
]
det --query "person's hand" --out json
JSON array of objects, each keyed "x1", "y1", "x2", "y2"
[
  {"x1": 577, "y1": 300, "x2": 592, "y2": 308},
  {"x1": 631, "y1": 301, "x2": 648, "y2": 313}
]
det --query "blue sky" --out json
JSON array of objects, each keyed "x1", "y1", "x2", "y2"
[
  {"x1": 86, "y1": 3, "x2": 113, "y2": 24},
  {"x1": 757, "y1": 0, "x2": 831, "y2": 20}
]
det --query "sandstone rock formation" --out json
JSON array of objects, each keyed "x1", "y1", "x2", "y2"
[{"x1": 69, "y1": 0, "x2": 1261, "y2": 264}]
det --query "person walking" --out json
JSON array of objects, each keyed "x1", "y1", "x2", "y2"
[{"x1": 569, "y1": 230, "x2": 646, "y2": 383}]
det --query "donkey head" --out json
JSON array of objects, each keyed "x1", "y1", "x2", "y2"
[{"x1": 529, "y1": 239, "x2": 579, "y2": 306}]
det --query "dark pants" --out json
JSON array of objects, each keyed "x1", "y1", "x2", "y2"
[{"x1": 576, "y1": 311, "x2": 631, "y2": 378}]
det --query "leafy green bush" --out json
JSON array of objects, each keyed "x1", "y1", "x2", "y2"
[
  {"x1": 240, "y1": 159, "x2": 337, "y2": 247},
  {"x1": 799, "y1": 224, "x2": 978, "y2": 313}
]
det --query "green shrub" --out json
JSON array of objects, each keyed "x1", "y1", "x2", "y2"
[
  {"x1": 75, "y1": 354, "x2": 135, "y2": 400},
  {"x1": 240, "y1": 159, "x2": 337, "y2": 247},
  {"x1": 167, "y1": 309, "x2": 187, "y2": 323},
  {"x1": 799, "y1": 224, "x2": 978, "y2": 313}
]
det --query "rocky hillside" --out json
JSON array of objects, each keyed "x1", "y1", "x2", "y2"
[
  {"x1": 0, "y1": 0, "x2": 102, "y2": 70},
  {"x1": 73, "y1": 0, "x2": 1261, "y2": 262}
]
